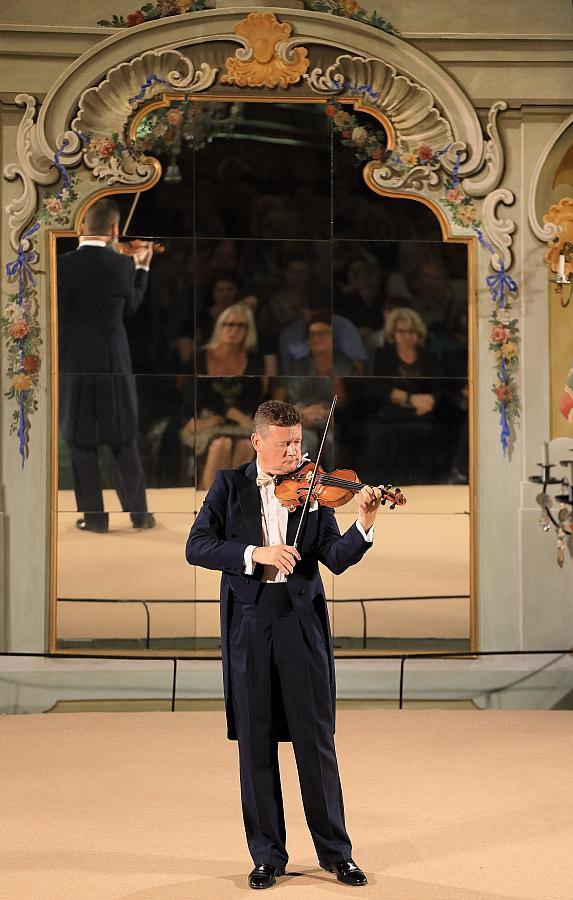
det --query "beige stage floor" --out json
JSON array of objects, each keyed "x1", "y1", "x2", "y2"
[{"x1": 2, "y1": 709, "x2": 573, "y2": 899}]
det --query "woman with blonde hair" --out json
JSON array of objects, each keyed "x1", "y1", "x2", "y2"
[
  {"x1": 181, "y1": 303, "x2": 265, "y2": 488},
  {"x1": 363, "y1": 306, "x2": 446, "y2": 485}
]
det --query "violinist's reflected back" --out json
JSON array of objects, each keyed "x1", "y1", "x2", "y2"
[{"x1": 57, "y1": 196, "x2": 156, "y2": 533}]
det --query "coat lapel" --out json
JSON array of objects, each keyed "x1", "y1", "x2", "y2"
[{"x1": 237, "y1": 461, "x2": 264, "y2": 548}]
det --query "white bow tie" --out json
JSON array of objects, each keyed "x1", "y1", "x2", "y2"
[{"x1": 256, "y1": 471, "x2": 275, "y2": 487}]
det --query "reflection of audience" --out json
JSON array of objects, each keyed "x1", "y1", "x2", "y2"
[
  {"x1": 269, "y1": 253, "x2": 313, "y2": 329},
  {"x1": 181, "y1": 303, "x2": 264, "y2": 489},
  {"x1": 364, "y1": 308, "x2": 446, "y2": 486},
  {"x1": 196, "y1": 273, "x2": 241, "y2": 346},
  {"x1": 273, "y1": 311, "x2": 353, "y2": 465},
  {"x1": 279, "y1": 309, "x2": 367, "y2": 375},
  {"x1": 335, "y1": 253, "x2": 385, "y2": 348},
  {"x1": 387, "y1": 256, "x2": 466, "y2": 349},
  {"x1": 57, "y1": 198, "x2": 155, "y2": 531}
]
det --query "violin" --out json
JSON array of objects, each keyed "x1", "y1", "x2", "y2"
[
  {"x1": 274, "y1": 461, "x2": 406, "y2": 513},
  {"x1": 113, "y1": 239, "x2": 165, "y2": 257}
]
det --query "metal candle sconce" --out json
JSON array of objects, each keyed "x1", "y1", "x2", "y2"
[
  {"x1": 550, "y1": 242, "x2": 573, "y2": 308},
  {"x1": 529, "y1": 447, "x2": 573, "y2": 566}
]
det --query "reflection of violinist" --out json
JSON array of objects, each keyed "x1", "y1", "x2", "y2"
[
  {"x1": 57, "y1": 197, "x2": 155, "y2": 532},
  {"x1": 186, "y1": 399, "x2": 383, "y2": 890}
]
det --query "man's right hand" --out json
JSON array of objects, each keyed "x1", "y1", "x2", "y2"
[{"x1": 252, "y1": 544, "x2": 301, "y2": 575}]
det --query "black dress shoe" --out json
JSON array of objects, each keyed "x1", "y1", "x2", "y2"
[
  {"x1": 75, "y1": 517, "x2": 108, "y2": 533},
  {"x1": 248, "y1": 864, "x2": 285, "y2": 889},
  {"x1": 321, "y1": 858, "x2": 368, "y2": 886},
  {"x1": 131, "y1": 513, "x2": 156, "y2": 530}
]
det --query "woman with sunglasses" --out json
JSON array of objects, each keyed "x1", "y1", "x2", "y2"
[{"x1": 181, "y1": 303, "x2": 266, "y2": 489}]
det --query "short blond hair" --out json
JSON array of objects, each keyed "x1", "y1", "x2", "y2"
[
  {"x1": 205, "y1": 302, "x2": 257, "y2": 353},
  {"x1": 384, "y1": 307, "x2": 427, "y2": 345}
]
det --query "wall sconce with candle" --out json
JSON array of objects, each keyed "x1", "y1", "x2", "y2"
[
  {"x1": 529, "y1": 442, "x2": 573, "y2": 566},
  {"x1": 544, "y1": 198, "x2": 573, "y2": 307}
]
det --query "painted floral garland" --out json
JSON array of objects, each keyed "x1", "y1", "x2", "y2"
[
  {"x1": 97, "y1": 0, "x2": 399, "y2": 36},
  {"x1": 2, "y1": 139, "x2": 81, "y2": 465},
  {"x1": 326, "y1": 99, "x2": 520, "y2": 453}
]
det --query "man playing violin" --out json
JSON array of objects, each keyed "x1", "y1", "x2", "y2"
[
  {"x1": 185, "y1": 399, "x2": 383, "y2": 890},
  {"x1": 57, "y1": 197, "x2": 155, "y2": 532}
]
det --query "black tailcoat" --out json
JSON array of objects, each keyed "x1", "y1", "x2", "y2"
[
  {"x1": 57, "y1": 245, "x2": 148, "y2": 447},
  {"x1": 185, "y1": 459, "x2": 372, "y2": 740}
]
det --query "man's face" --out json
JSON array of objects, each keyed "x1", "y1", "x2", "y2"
[{"x1": 251, "y1": 424, "x2": 303, "y2": 475}]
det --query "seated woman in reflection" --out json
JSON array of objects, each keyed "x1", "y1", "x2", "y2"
[
  {"x1": 181, "y1": 303, "x2": 266, "y2": 489},
  {"x1": 272, "y1": 311, "x2": 354, "y2": 467},
  {"x1": 364, "y1": 307, "x2": 446, "y2": 486}
]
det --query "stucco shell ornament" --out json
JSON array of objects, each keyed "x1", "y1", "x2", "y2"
[
  {"x1": 221, "y1": 12, "x2": 309, "y2": 89},
  {"x1": 74, "y1": 48, "x2": 217, "y2": 185}
]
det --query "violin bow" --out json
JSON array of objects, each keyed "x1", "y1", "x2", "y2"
[
  {"x1": 122, "y1": 191, "x2": 141, "y2": 236},
  {"x1": 292, "y1": 393, "x2": 337, "y2": 551}
]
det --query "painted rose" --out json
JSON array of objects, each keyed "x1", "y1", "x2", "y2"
[
  {"x1": 404, "y1": 152, "x2": 417, "y2": 166},
  {"x1": 495, "y1": 385, "x2": 513, "y2": 402},
  {"x1": 98, "y1": 138, "x2": 116, "y2": 158},
  {"x1": 351, "y1": 126, "x2": 368, "y2": 145},
  {"x1": 23, "y1": 355, "x2": 40, "y2": 374},
  {"x1": 333, "y1": 111, "x2": 350, "y2": 127},
  {"x1": 12, "y1": 373, "x2": 32, "y2": 392},
  {"x1": 496, "y1": 308, "x2": 511, "y2": 325},
  {"x1": 167, "y1": 109, "x2": 183, "y2": 126},
  {"x1": 458, "y1": 204, "x2": 477, "y2": 225},
  {"x1": 45, "y1": 197, "x2": 63, "y2": 215},
  {"x1": 177, "y1": 0, "x2": 193, "y2": 11},
  {"x1": 418, "y1": 144, "x2": 434, "y2": 161},
  {"x1": 446, "y1": 188, "x2": 464, "y2": 203},
  {"x1": 158, "y1": 0, "x2": 178, "y2": 11},
  {"x1": 490, "y1": 325, "x2": 509, "y2": 343},
  {"x1": 9, "y1": 320, "x2": 29, "y2": 340},
  {"x1": 501, "y1": 341, "x2": 517, "y2": 360},
  {"x1": 88, "y1": 137, "x2": 101, "y2": 154},
  {"x1": 343, "y1": 0, "x2": 359, "y2": 13},
  {"x1": 127, "y1": 10, "x2": 145, "y2": 26},
  {"x1": 325, "y1": 104, "x2": 337, "y2": 118},
  {"x1": 342, "y1": 129, "x2": 351, "y2": 139}
]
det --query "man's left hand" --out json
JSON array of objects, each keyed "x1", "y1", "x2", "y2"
[
  {"x1": 357, "y1": 484, "x2": 383, "y2": 532},
  {"x1": 132, "y1": 241, "x2": 154, "y2": 268}
]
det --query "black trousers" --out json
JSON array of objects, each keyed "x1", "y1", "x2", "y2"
[
  {"x1": 230, "y1": 584, "x2": 352, "y2": 868},
  {"x1": 70, "y1": 441, "x2": 148, "y2": 528}
]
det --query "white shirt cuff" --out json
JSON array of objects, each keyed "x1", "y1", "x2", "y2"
[
  {"x1": 243, "y1": 544, "x2": 257, "y2": 574},
  {"x1": 355, "y1": 521, "x2": 374, "y2": 543},
  {"x1": 135, "y1": 264, "x2": 150, "y2": 271}
]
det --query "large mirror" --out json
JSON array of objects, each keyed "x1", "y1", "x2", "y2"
[{"x1": 54, "y1": 99, "x2": 472, "y2": 654}]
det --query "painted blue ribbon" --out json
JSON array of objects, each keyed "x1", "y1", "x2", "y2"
[
  {"x1": 5, "y1": 220, "x2": 40, "y2": 298},
  {"x1": 129, "y1": 74, "x2": 168, "y2": 105},
  {"x1": 474, "y1": 227, "x2": 496, "y2": 256},
  {"x1": 500, "y1": 401, "x2": 510, "y2": 454},
  {"x1": 53, "y1": 138, "x2": 71, "y2": 191},
  {"x1": 17, "y1": 393, "x2": 27, "y2": 467},
  {"x1": 451, "y1": 150, "x2": 462, "y2": 188},
  {"x1": 486, "y1": 263, "x2": 517, "y2": 308}
]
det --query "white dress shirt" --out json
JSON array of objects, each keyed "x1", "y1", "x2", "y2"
[{"x1": 243, "y1": 460, "x2": 374, "y2": 582}]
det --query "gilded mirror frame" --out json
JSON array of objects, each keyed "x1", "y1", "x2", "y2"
[{"x1": 47, "y1": 89, "x2": 477, "y2": 656}]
